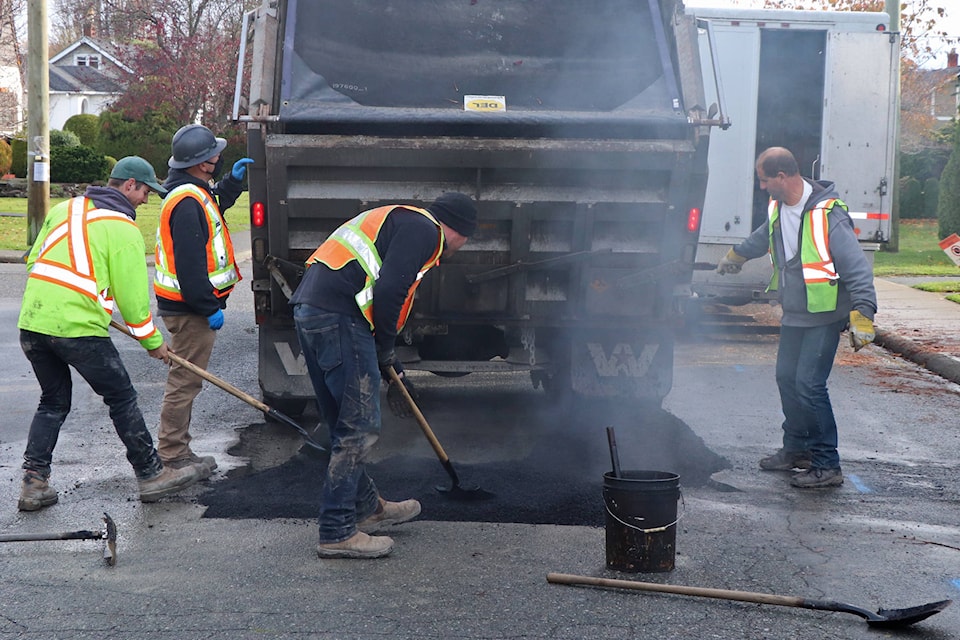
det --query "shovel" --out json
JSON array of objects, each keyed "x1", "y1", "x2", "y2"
[
  {"x1": 109, "y1": 320, "x2": 325, "y2": 453},
  {"x1": 546, "y1": 573, "x2": 951, "y2": 628},
  {"x1": 385, "y1": 367, "x2": 493, "y2": 500}
]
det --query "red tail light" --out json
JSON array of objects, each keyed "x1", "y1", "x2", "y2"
[
  {"x1": 252, "y1": 201, "x2": 266, "y2": 227},
  {"x1": 686, "y1": 207, "x2": 701, "y2": 233}
]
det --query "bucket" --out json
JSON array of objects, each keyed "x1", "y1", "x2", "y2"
[{"x1": 603, "y1": 470, "x2": 681, "y2": 573}]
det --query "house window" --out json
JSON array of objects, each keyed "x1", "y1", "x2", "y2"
[{"x1": 74, "y1": 54, "x2": 101, "y2": 68}]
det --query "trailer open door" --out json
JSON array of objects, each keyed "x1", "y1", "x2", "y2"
[{"x1": 820, "y1": 27, "x2": 899, "y2": 246}]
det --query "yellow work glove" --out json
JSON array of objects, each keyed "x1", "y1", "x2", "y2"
[
  {"x1": 848, "y1": 310, "x2": 875, "y2": 352},
  {"x1": 716, "y1": 248, "x2": 748, "y2": 275}
]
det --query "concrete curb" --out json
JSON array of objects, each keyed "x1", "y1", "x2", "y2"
[{"x1": 874, "y1": 328, "x2": 960, "y2": 387}]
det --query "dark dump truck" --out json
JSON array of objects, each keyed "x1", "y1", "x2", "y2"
[{"x1": 235, "y1": 0, "x2": 719, "y2": 413}]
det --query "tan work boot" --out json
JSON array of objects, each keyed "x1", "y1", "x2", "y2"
[
  {"x1": 164, "y1": 453, "x2": 218, "y2": 480},
  {"x1": 316, "y1": 531, "x2": 394, "y2": 559},
  {"x1": 18, "y1": 472, "x2": 58, "y2": 512},
  {"x1": 138, "y1": 465, "x2": 200, "y2": 503},
  {"x1": 357, "y1": 498, "x2": 422, "y2": 534}
]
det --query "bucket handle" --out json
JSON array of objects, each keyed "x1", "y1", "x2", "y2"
[{"x1": 604, "y1": 490, "x2": 685, "y2": 534}]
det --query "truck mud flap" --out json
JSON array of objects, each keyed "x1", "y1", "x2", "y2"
[
  {"x1": 569, "y1": 330, "x2": 674, "y2": 401},
  {"x1": 258, "y1": 325, "x2": 314, "y2": 402}
]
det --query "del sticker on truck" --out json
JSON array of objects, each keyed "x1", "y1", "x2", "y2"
[{"x1": 464, "y1": 95, "x2": 506, "y2": 112}]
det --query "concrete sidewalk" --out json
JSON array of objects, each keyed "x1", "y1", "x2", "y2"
[{"x1": 873, "y1": 277, "x2": 960, "y2": 386}]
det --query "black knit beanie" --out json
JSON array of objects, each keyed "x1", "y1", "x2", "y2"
[{"x1": 427, "y1": 192, "x2": 478, "y2": 238}]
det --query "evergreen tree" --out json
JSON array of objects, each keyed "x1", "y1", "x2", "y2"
[{"x1": 936, "y1": 124, "x2": 960, "y2": 240}]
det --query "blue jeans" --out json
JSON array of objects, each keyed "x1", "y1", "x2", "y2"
[
  {"x1": 20, "y1": 330, "x2": 163, "y2": 480},
  {"x1": 775, "y1": 320, "x2": 846, "y2": 469},
  {"x1": 293, "y1": 304, "x2": 382, "y2": 543}
]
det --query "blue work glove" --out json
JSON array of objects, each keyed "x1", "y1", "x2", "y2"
[
  {"x1": 231, "y1": 158, "x2": 254, "y2": 181},
  {"x1": 207, "y1": 309, "x2": 224, "y2": 331}
]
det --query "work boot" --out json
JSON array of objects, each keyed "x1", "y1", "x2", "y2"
[
  {"x1": 357, "y1": 498, "x2": 422, "y2": 534},
  {"x1": 164, "y1": 453, "x2": 218, "y2": 480},
  {"x1": 17, "y1": 472, "x2": 58, "y2": 512},
  {"x1": 138, "y1": 465, "x2": 200, "y2": 503},
  {"x1": 316, "y1": 531, "x2": 394, "y2": 559},
  {"x1": 790, "y1": 467, "x2": 843, "y2": 489},
  {"x1": 759, "y1": 448, "x2": 812, "y2": 471}
]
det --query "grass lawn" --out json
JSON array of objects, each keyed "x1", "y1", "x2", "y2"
[
  {"x1": 873, "y1": 219, "x2": 958, "y2": 277},
  {"x1": 0, "y1": 192, "x2": 250, "y2": 254},
  {"x1": 0, "y1": 195, "x2": 955, "y2": 281}
]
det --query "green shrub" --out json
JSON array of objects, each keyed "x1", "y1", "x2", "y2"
[
  {"x1": 923, "y1": 177, "x2": 940, "y2": 219},
  {"x1": 98, "y1": 109, "x2": 179, "y2": 179},
  {"x1": 64, "y1": 114, "x2": 101, "y2": 148},
  {"x1": 899, "y1": 176, "x2": 923, "y2": 219},
  {"x1": 104, "y1": 156, "x2": 117, "y2": 175},
  {"x1": 0, "y1": 139, "x2": 11, "y2": 175},
  {"x1": 50, "y1": 129, "x2": 81, "y2": 148},
  {"x1": 10, "y1": 137, "x2": 26, "y2": 177},
  {"x1": 937, "y1": 126, "x2": 960, "y2": 240},
  {"x1": 50, "y1": 145, "x2": 109, "y2": 183}
]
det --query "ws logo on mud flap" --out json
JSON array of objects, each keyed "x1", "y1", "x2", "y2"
[
  {"x1": 274, "y1": 342, "x2": 308, "y2": 375},
  {"x1": 586, "y1": 343, "x2": 660, "y2": 377}
]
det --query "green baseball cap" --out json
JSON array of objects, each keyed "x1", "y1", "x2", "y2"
[{"x1": 110, "y1": 156, "x2": 167, "y2": 196}]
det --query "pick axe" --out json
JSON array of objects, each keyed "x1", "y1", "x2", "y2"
[{"x1": 0, "y1": 512, "x2": 118, "y2": 566}]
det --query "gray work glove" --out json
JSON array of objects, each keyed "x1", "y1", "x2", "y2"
[
  {"x1": 378, "y1": 350, "x2": 417, "y2": 419},
  {"x1": 716, "y1": 248, "x2": 748, "y2": 275},
  {"x1": 386, "y1": 375, "x2": 418, "y2": 420}
]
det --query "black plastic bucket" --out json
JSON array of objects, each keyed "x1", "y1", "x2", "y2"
[{"x1": 603, "y1": 470, "x2": 681, "y2": 573}]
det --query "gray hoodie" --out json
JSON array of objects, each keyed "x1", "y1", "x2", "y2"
[{"x1": 734, "y1": 179, "x2": 877, "y2": 328}]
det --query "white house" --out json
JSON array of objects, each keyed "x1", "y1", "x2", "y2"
[
  {"x1": 0, "y1": 14, "x2": 23, "y2": 137},
  {"x1": 47, "y1": 36, "x2": 130, "y2": 131}
]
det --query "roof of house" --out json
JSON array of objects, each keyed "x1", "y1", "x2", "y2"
[
  {"x1": 49, "y1": 65, "x2": 123, "y2": 94},
  {"x1": 49, "y1": 36, "x2": 131, "y2": 74}
]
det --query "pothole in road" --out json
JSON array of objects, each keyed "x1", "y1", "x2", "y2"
[{"x1": 199, "y1": 403, "x2": 731, "y2": 527}]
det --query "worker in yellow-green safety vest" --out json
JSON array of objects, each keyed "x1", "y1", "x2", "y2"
[
  {"x1": 716, "y1": 146, "x2": 877, "y2": 490},
  {"x1": 290, "y1": 192, "x2": 478, "y2": 560},
  {"x1": 17, "y1": 156, "x2": 202, "y2": 512}
]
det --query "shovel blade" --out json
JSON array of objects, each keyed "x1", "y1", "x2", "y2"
[{"x1": 868, "y1": 599, "x2": 952, "y2": 628}]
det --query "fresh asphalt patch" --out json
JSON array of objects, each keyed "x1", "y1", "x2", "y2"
[{"x1": 198, "y1": 406, "x2": 730, "y2": 526}]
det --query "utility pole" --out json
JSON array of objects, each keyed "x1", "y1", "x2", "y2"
[
  {"x1": 885, "y1": 0, "x2": 901, "y2": 252},
  {"x1": 26, "y1": 0, "x2": 48, "y2": 246}
]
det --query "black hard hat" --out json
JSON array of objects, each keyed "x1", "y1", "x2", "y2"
[{"x1": 168, "y1": 124, "x2": 227, "y2": 169}]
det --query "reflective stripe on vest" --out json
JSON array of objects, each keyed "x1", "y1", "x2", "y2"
[
  {"x1": 154, "y1": 184, "x2": 241, "y2": 301},
  {"x1": 767, "y1": 196, "x2": 843, "y2": 313},
  {"x1": 306, "y1": 205, "x2": 444, "y2": 331},
  {"x1": 29, "y1": 198, "x2": 160, "y2": 341}
]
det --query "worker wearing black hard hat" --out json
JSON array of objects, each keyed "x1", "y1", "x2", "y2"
[
  {"x1": 153, "y1": 124, "x2": 254, "y2": 480},
  {"x1": 290, "y1": 192, "x2": 478, "y2": 559}
]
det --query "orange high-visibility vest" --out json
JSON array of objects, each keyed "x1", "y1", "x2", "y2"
[
  {"x1": 154, "y1": 184, "x2": 241, "y2": 302},
  {"x1": 306, "y1": 205, "x2": 443, "y2": 331}
]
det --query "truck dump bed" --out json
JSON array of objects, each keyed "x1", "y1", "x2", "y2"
[{"x1": 243, "y1": 0, "x2": 714, "y2": 406}]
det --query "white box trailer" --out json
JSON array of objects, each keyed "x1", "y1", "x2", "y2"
[{"x1": 686, "y1": 6, "x2": 898, "y2": 306}]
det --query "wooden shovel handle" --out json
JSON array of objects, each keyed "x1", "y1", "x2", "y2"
[
  {"x1": 386, "y1": 367, "x2": 450, "y2": 463},
  {"x1": 108, "y1": 319, "x2": 272, "y2": 414},
  {"x1": 546, "y1": 573, "x2": 804, "y2": 608}
]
